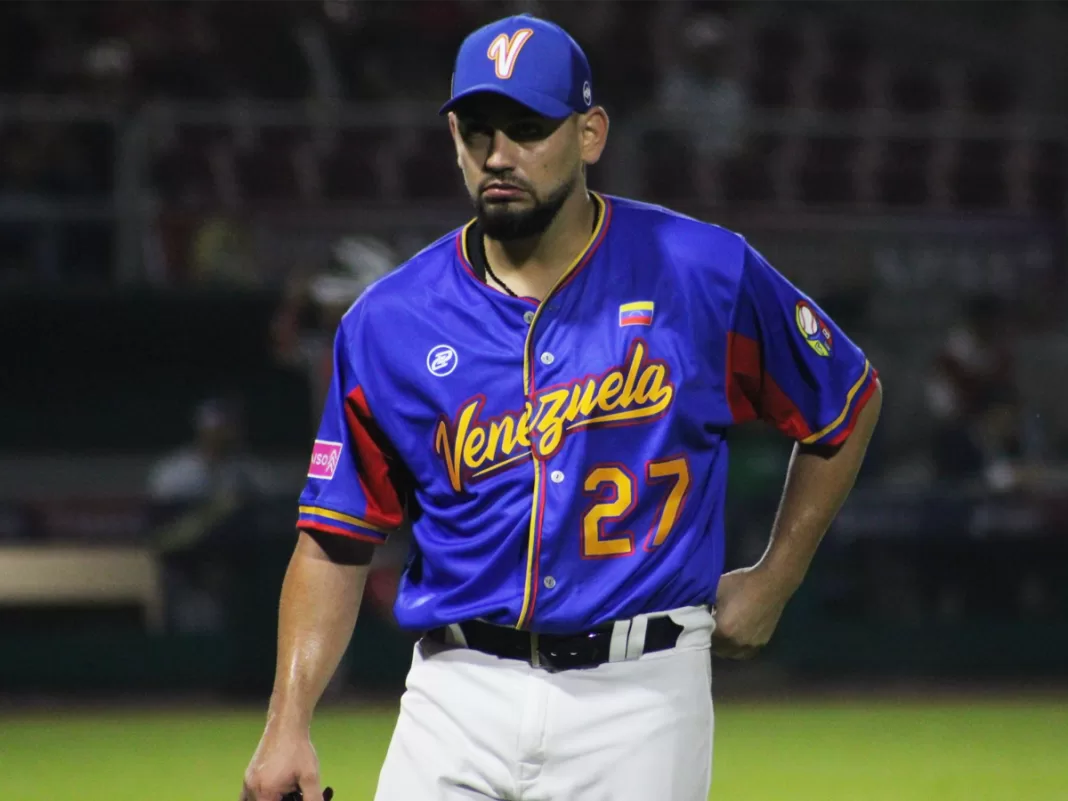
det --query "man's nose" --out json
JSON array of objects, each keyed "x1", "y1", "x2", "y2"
[{"x1": 484, "y1": 129, "x2": 518, "y2": 171}]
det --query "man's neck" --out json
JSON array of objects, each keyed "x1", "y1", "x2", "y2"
[{"x1": 483, "y1": 189, "x2": 597, "y2": 302}]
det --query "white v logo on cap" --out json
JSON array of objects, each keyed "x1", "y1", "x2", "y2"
[
  {"x1": 486, "y1": 29, "x2": 534, "y2": 79},
  {"x1": 440, "y1": 15, "x2": 592, "y2": 120}
]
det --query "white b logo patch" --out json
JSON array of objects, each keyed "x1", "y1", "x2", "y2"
[
  {"x1": 487, "y1": 29, "x2": 534, "y2": 79},
  {"x1": 582, "y1": 81, "x2": 592, "y2": 106},
  {"x1": 427, "y1": 344, "x2": 459, "y2": 377}
]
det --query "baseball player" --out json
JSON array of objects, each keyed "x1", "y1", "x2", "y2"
[{"x1": 242, "y1": 13, "x2": 882, "y2": 801}]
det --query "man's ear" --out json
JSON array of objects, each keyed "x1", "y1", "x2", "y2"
[
  {"x1": 579, "y1": 106, "x2": 609, "y2": 166},
  {"x1": 448, "y1": 111, "x2": 464, "y2": 169}
]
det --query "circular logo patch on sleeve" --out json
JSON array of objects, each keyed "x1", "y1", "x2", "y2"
[{"x1": 795, "y1": 301, "x2": 833, "y2": 357}]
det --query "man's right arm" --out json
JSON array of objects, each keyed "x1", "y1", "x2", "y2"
[
  {"x1": 246, "y1": 315, "x2": 406, "y2": 800},
  {"x1": 268, "y1": 530, "x2": 374, "y2": 729},
  {"x1": 243, "y1": 530, "x2": 374, "y2": 801}
]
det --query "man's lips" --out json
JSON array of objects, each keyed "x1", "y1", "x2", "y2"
[{"x1": 482, "y1": 183, "x2": 526, "y2": 200}]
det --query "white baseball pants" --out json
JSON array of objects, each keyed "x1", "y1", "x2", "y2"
[{"x1": 373, "y1": 605, "x2": 715, "y2": 801}]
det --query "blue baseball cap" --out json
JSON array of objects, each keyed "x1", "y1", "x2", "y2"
[{"x1": 439, "y1": 14, "x2": 594, "y2": 119}]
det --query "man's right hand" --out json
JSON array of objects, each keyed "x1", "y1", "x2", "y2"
[{"x1": 242, "y1": 724, "x2": 323, "y2": 801}]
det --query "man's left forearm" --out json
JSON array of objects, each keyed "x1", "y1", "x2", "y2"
[{"x1": 758, "y1": 380, "x2": 883, "y2": 595}]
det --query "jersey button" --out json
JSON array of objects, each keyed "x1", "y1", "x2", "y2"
[
  {"x1": 543, "y1": 576, "x2": 557, "y2": 589},
  {"x1": 540, "y1": 352, "x2": 554, "y2": 365},
  {"x1": 523, "y1": 311, "x2": 535, "y2": 324},
  {"x1": 550, "y1": 470, "x2": 565, "y2": 483}
]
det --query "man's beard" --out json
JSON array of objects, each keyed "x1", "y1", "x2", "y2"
[{"x1": 474, "y1": 176, "x2": 575, "y2": 241}]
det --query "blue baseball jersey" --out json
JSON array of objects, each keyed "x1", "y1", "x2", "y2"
[{"x1": 297, "y1": 194, "x2": 878, "y2": 633}]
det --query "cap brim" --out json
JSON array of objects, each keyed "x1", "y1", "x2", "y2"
[{"x1": 439, "y1": 85, "x2": 573, "y2": 119}]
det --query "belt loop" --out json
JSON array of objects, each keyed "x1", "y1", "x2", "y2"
[
  {"x1": 608, "y1": 619, "x2": 631, "y2": 662},
  {"x1": 625, "y1": 615, "x2": 648, "y2": 660},
  {"x1": 447, "y1": 623, "x2": 467, "y2": 647},
  {"x1": 530, "y1": 632, "x2": 541, "y2": 668}
]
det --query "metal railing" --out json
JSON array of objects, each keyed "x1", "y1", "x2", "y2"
[{"x1": 0, "y1": 96, "x2": 1065, "y2": 285}]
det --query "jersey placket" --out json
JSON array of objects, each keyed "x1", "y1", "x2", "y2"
[
  {"x1": 514, "y1": 196, "x2": 611, "y2": 630},
  {"x1": 516, "y1": 303, "x2": 556, "y2": 630}
]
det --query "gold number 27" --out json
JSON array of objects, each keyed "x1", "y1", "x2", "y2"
[{"x1": 580, "y1": 455, "x2": 691, "y2": 559}]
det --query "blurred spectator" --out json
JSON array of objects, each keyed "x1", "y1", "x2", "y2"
[
  {"x1": 82, "y1": 36, "x2": 138, "y2": 109},
  {"x1": 147, "y1": 396, "x2": 271, "y2": 633},
  {"x1": 148, "y1": 396, "x2": 269, "y2": 507},
  {"x1": 189, "y1": 213, "x2": 258, "y2": 286},
  {"x1": 654, "y1": 12, "x2": 748, "y2": 202},
  {"x1": 930, "y1": 384, "x2": 1028, "y2": 489},
  {"x1": 272, "y1": 235, "x2": 397, "y2": 420},
  {"x1": 926, "y1": 294, "x2": 1016, "y2": 426},
  {"x1": 926, "y1": 294, "x2": 1050, "y2": 490}
]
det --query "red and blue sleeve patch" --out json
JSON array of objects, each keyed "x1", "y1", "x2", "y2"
[{"x1": 727, "y1": 245, "x2": 879, "y2": 445}]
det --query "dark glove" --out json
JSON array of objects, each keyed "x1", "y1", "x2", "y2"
[{"x1": 281, "y1": 788, "x2": 333, "y2": 801}]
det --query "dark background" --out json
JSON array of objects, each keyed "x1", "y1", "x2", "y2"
[{"x1": 2, "y1": 0, "x2": 1067, "y2": 700}]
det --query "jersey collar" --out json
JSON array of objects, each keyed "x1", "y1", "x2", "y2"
[{"x1": 455, "y1": 191, "x2": 610, "y2": 303}]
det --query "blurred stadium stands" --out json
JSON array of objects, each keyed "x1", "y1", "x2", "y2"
[{"x1": 1, "y1": 0, "x2": 1067, "y2": 699}]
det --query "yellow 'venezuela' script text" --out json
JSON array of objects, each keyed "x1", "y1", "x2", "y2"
[{"x1": 434, "y1": 341, "x2": 674, "y2": 492}]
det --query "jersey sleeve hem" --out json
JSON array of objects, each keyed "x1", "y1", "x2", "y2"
[
  {"x1": 800, "y1": 361, "x2": 878, "y2": 446},
  {"x1": 297, "y1": 505, "x2": 391, "y2": 543}
]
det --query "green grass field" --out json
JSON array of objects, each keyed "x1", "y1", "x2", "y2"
[{"x1": 4, "y1": 698, "x2": 1067, "y2": 800}]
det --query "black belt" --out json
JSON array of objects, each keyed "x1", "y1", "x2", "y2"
[{"x1": 425, "y1": 615, "x2": 685, "y2": 672}]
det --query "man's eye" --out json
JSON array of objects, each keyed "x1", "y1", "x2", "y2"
[
  {"x1": 462, "y1": 123, "x2": 493, "y2": 139},
  {"x1": 510, "y1": 123, "x2": 544, "y2": 141}
]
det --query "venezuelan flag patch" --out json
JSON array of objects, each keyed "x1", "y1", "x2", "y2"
[{"x1": 619, "y1": 301, "x2": 655, "y2": 327}]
